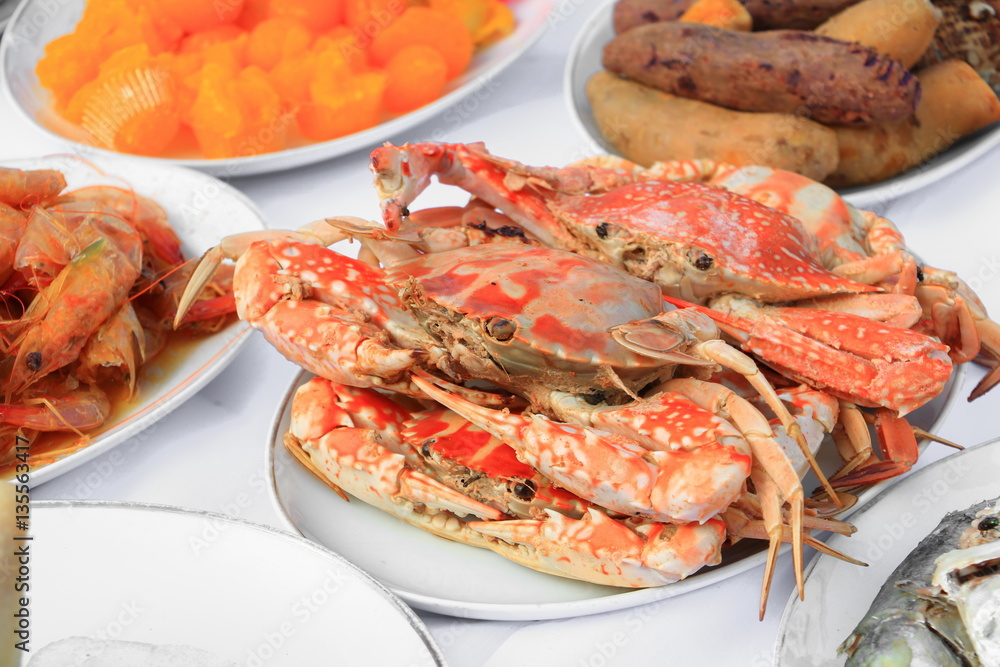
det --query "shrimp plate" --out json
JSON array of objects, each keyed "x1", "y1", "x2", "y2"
[{"x1": 3, "y1": 155, "x2": 264, "y2": 484}]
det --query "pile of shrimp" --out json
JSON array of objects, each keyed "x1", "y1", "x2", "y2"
[{"x1": 0, "y1": 166, "x2": 236, "y2": 469}]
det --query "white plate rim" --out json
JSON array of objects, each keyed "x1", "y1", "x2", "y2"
[
  {"x1": 0, "y1": 0, "x2": 557, "y2": 177},
  {"x1": 772, "y1": 434, "x2": 1000, "y2": 667},
  {"x1": 561, "y1": 0, "x2": 1000, "y2": 210},
  {"x1": 2, "y1": 154, "x2": 260, "y2": 486},
  {"x1": 266, "y1": 364, "x2": 966, "y2": 621},
  {"x1": 30, "y1": 498, "x2": 448, "y2": 666}
]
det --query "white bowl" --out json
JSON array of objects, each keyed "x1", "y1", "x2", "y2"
[{"x1": 1, "y1": 0, "x2": 555, "y2": 177}]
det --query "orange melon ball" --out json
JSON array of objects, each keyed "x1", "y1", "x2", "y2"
[
  {"x1": 429, "y1": 0, "x2": 488, "y2": 34},
  {"x1": 269, "y1": 0, "x2": 344, "y2": 32},
  {"x1": 368, "y1": 7, "x2": 472, "y2": 79},
  {"x1": 179, "y1": 24, "x2": 245, "y2": 54},
  {"x1": 201, "y1": 34, "x2": 248, "y2": 72},
  {"x1": 383, "y1": 45, "x2": 447, "y2": 114},
  {"x1": 246, "y1": 17, "x2": 312, "y2": 71},
  {"x1": 154, "y1": 0, "x2": 245, "y2": 33},
  {"x1": 36, "y1": 34, "x2": 101, "y2": 108},
  {"x1": 237, "y1": 0, "x2": 270, "y2": 30},
  {"x1": 189, "y1": 63, "x2": 243, "y2": 157},
  {"x1": 234, "y1": 66, "x2": 287, "y2": 154},
  {"x1": 314, "y1": 26, "x2": 369, "y2": 72},
  {"x1": 345, "y1": 0, "x2": 403, "y2": 30},
  {"x1": 298, "y1": 70, "x2": 385, "y2": 140},
  {"x1": 269, "y1": 52, "x2": 317, "y2": 107}
]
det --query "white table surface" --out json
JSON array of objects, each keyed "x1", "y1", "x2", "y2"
[{"x1": 5, "y1": 3, "x2": 1000, "y2": 665}]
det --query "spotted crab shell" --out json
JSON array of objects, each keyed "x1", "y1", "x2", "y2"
[
  {"x1": 546, "y1": 180, "x2": 876, "y2": 304},
  {"x1": 383, "y1": 243, "x2": 667, "y2": 395}
]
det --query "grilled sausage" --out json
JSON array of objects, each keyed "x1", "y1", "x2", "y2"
[{"x1": 603, "y1": 22, "x2": 921, "y2": 124}]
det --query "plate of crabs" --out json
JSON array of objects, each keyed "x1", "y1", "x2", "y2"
[
  {"x1": 564, "y1": 0, "x2": 1000, "y2": 210},
  {"x1": 268, "y1": 364, "x2": 965, "y2": 622},
  {"x1": 774, "y1": 435, "x2": 1000, "y2": 667},
  {"x1": 1, "y1": 154, "x2": 262, "y2": 485},
  {"x1": 0, "y1": 0, "x2": 556, "y2": 177}
]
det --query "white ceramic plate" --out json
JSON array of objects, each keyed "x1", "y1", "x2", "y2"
[
  {"x1": 564, "y1": 0, "x2": 1000, "y2": 210},
  {"x1": 3, "y1": 155, "x2": 261, "y2": 485},
  {"x1": 267, "y1": 365, "x2": 964, "y2": 621},
  {"x1": 0, "y1": 0, "x2": 555, "y2": 177},
  {"x1": 25, "y1": 501, "x2": 445, "y2": 666},
  {"x1": 774, "y1": 435, "x2": 1000, "y2": 667},
  {"x1": 0, "y1": 0, "x2": 15, "y2": 34}
]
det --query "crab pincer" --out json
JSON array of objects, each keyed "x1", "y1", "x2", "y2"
[
  {"x1": 410, "y1": 373, "x2": 753, "y2": 525},
  {"x1": 288, "y1": 377, "x2": 730, "y2": 587}
]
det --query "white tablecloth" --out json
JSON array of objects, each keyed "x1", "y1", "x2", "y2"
[{"x1": 5, "y1": 3, "x2": 1000, "y2": 664}]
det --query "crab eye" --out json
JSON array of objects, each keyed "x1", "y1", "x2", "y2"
[
  {"x1": 689, "y1": 251, "x2": 714, "y2": 271},
  {"x1": 979, "y1": 516, "x2": 999, "y2": 531},
  {"x1": 485, "y1": 316, "x2": 517, "y2": 341},
  {"x1": 511, "y1": 480, "x2": 536, "y2": 501}
]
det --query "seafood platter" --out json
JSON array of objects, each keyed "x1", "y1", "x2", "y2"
[
  {"x1": 0, "y1": 155, "x2": 262, "y2": 484},
  {"x1": 3, "y1": 0, "x2": 1000, "y2": 663},
  {"x1": 184, "y1": 140, "x2": 992, "y2": 620}
]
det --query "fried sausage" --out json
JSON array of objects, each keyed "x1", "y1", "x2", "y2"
[
  {"x1": 815, "y1": 0, "x2": 941, "y2": 69},
  {"x1": 603, "y1": 22, "x2": 920, "y2": 124},
  {"x1": 586, "y1": 70, "x2": 839, "y2": 181},
  {"x1": 827, "y1": 59, "x2": 1000, "y2": 186},
  {"x1": 613, "y1": 0, "x2": 862, "y2": 31}
]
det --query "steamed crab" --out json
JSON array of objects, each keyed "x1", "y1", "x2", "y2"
[
  {"x1": 179, "y1": 224, "x2": 849, "y2": 614},
  {"x1": 369, "y1": 142, "x2": 997, "y2": 487},
  {"x1": 285, "y1": 375, "x2": 857, "y2": 593}
]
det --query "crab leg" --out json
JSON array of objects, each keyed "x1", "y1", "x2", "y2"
[
  {"x1": 411, "y1": 374, "x2": 752, "y2": 524},
  {"x1": 675, "y1": 294, "x2": 953, "y2": 416},
  {"x1": 291, "y1": 377, "x2": 730, "y2": 587},
  {"x1": 371, "y1": 142, "x2": 661, "y2": 250},
  {"x1": 917, "y1": 266, "x2": 1000, "y2": 397},
  {"x1": 609, "y1": 308, "x2": 840, "y2": 505},
  {"x1": 288, "y1": 378, "x2": 507, "y2": 526},
  {"x1": 828, "y1": 408, "x2": 920, "y2": 489},
  {"x1": 174, "y1": 218, "x2": 359, "y2": 328},
  {"x1": 653, "y1": 376, "x2": 806, "y2": 610},
  {"x1": 471, "y1": 508, "x2": 727, "y2": 587}
]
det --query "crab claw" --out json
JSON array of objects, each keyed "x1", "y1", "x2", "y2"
[
  {"x1": 411, "y1": 374, "x2": 752, "y2": 525},
  {"x1": 288, "y1": 378, "x2": 507, "y2": 528},
  {"x1": 829, "y1": 408, "x2": 919, "y2": 489},
  {"x1": 172, "y1": 219, "x2": 358, "y2": 328},
  {"x1": 667, "y1": 294, "x2": 954, "y2": 417},
  {"x1": 471, "y1": 509, "x2": 727, "y2": 587},
  {"x1": 916, "y1": 267, "x2": 1000, "y2": 400}
]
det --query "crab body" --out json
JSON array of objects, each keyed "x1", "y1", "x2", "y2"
[
  {"x1": 384, "y1": 242, "x2": 668, "y2": 400},
  {"x1": 370, "y1": 143, "x2": 998, "y2": 420},
  {"x1": 286, "y1": 376, "x2": 730, "y2": 587}
]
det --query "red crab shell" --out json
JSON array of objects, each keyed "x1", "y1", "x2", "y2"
[
  {"x1": 383, "y1": 243, "x2": 669, "y2": 397},
  {"x1": 546, "y1": 180, "x2": 878, "y2": 304}
]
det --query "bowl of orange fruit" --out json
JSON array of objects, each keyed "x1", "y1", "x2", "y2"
[{"x1": 1, "y1": 0, "x2": 555, "y2": 176}]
